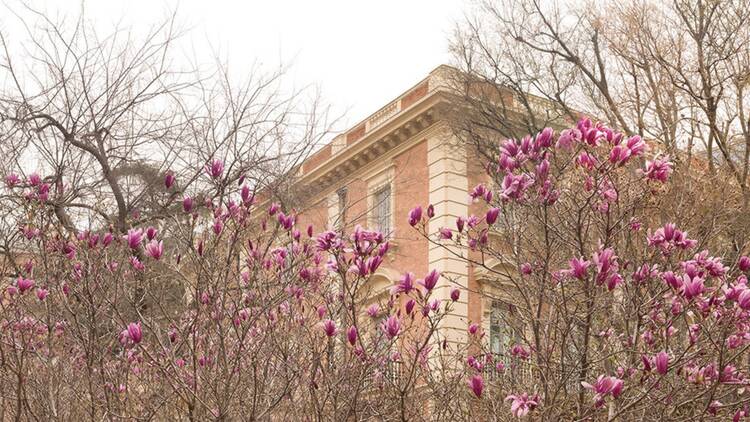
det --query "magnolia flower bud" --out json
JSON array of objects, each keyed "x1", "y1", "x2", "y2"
[
  {"x1": 408, "y1": 206, "x2": 422, "y2": 226},
  {"x1": 164, "y1": 172, "x2": 175, "y2": 189}
]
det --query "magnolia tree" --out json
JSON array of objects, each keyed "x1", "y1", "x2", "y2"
[
  {"x1": 4, "y1": 115, "x2": 750, "y2": 421},
  {"x1": 0, "y1": 162, "x2": 470, "y2": 420},
  {"x1": 406, "y1": 118, "x2": 750, "y2": 420}
]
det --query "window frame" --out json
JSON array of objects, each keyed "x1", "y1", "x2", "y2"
[
  {"x1": 488, "y1": 299, "x2": 515, "y2": 357},
  {"x1": 372, "y1": 184, "x2": 392, "y2": 236},
  {"x1": 336, "y1": 187, "x2": 348, "y2": 230},
  {"x1": 365, "y1": 164, "x2": 395, "y2": 238}
]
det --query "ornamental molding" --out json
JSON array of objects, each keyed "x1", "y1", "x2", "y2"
[{"x1": 299, "y1": 92, "x2": 447, "y2": 192}]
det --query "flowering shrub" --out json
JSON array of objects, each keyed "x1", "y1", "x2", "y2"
[{"x1": 1, "y1": 118, "x2": 749, "y2": 420}]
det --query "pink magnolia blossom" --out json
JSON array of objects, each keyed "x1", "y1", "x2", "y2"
[
  {"x1": 505, "y1": 393, "x2": 539, "y2": 418},
  {"x1": 16, "y1": 277, "x2": 35, "y2": 293},
  {"x1": 609, "y1": 135, "x2": 647, "y2": 165},
  {"x1": 88, "y1": 234, "x2": 100, "y2": 248},
  {"x1": 145, "y1": 240, "x2": 163, "y2": 260},
  {"x1": 428, "y1": 299, "x2": 441, "y2": 312},
  {"x1": 456, "y1": 216, "x2": 466, "y2": 233},
  {"x1": 62, "y1": 242, "x2": 76, "y2": 260},
  {"x1": 321, "y1": 319, "x2": 337, "y2": 337},
  {"x1": 182, "y1": 196, "x2": 193, "y2": 213},
  {"x1": 708, "y1": 401, "x2": 722, "y2": 416},
  {"x1": 576, "y1": 151, "x2": 598, "y2": 171},
  {"x1": 207, "y1": 159, "x2": 224, "y2": 179},
  {"x1": 631, "y1": 263, "x2": 660, "y2": 285},
  {"x1": 23, "y1": 260, "x2": 33, "y2": 275},
  {"x1": 592, "y1": 247, "x2": 622, "y2": 290},
  {"x1": 500, "y1": 173, "x2": 533, "y2": 201},
  {"x1": 738, "y1": 289, "x2": 750, "y2": 309},
  {"x1": 391, "y1": 272, "x2": 416, "y2": 295},
  {"x1": 408, "y1": 206, "x2": 422, "y2": 226},
  {"x1": 102, "y1": 232, "x2": 114, "y2": 247},
  {"x1": 130, "y1": 256, "x2": 145, "y2": 271},
  {"x1": 36, "y1": 288, "x2": 48, "y2": 301},
  {"x1": 626, "y1": 135, "x2": 648, "y2": 157},
  {"x1": 535, "y1": 127, "x2": 553, "y2": 149},
  {"x1": 366, "y1": 303, "x2": 380, "y2": 318},
  {"x1": 556, "y1": 128, "x2": 578, "y2": 149},
  {"x1": 582, "y1": 375, "x2": 624, "y2": 407},
  {"x1": 609, "y1": 145, "x2": 632, "y2": 165},
  {"x1": 164, "y1": 172, "x2": 175, "y2": 189},
  {"x1": 128, "y1": 322, "x2": 143, "y2": 343},
  {"x1": 346, "y1": 326, "x2": 358, "y2": 346},
  {"x1": 241, "y1": 185, "x2": 253, "y2": 204},
  {"x1": 470, "y1": 184, "x2": 492, "y2": 202},
  {"x1": 739, "y1": 256, "x2": 750, "y2": 272},
  {"x1": 124, "y1": 228, "x2": 143, "y2": 249},
  {"x1": 498, "y1": 140, "x2": 522, "y2": 171},
  {"x1": 511, "y1": 344, "x2": 531, "y2": 360},
  {"x1": 119, "y1": 322, "x2": 143, "y2": 346},
  {"x1": 485, "y1": 207, "x2": 500, "y2": 225},
  {"x1": 595, "y1": 179, "x2": 618, "y2": 213},
  {"x1": 382, "y1": 315, "x2": 401, "y2": 339},
  {"x1": 468, "y1": 374, "x2": 484, "y2": 398},
  {"x1": 268, "y1": 202, "x2": 281, "y2": 216},
  {"x1": 683, "y1": 275, "x2": 705, "y2": 300},
  {"x1": 535, "y1": 158, "x2": 550, "y2": 180},
  {"x1": 734, "y1": 409, "x2": 748, "y2": 421},
  {"x1": 450, "y1": 287, "x2": 461, "y2": 302},
  {"x1": 22, "y1": 226, "x2": 40, "y2": 239},
  {"x1": 647, "y1": 223, "x2": 697, "y2": 254},
  {"x1": 36, "y1": 183, "x2": 50, "y2": 201},
  {"x1": 643, "y1": 156, "x2": 673, "y2": 183},
  {"x1": 28, "y1": 172, "x2": 42, "y2": 186},
  {"x1": 567, "y1": 257, "x2": 590, "y2": 280},
  {"x1": 655, "y1": 351, "x2": 669, "y2": 375},
  {"x1": 438, "y1": 227, "x2": 453, "y2": 240},
  {"x1": 277, "y1": 212, "x2": 295, "y2": 231},
  {"x1": 212, "y1": 219, "x2": 223, "y2": 235},
  {"x1": 405, "y1": 299, "x2": 416, "y2": 315},
  {"x1": 662, "y1": 271, "x2": 683, "y2": 289},
  {"x1": 5, "y1": 173, "x2": 20, "y2": 187},
  {"x1": 578, "y1": 118, "x2": 607, "y2": 146},
  {"x1": 419, "y1": 269, "x2": 440, "y2": 291},
  {"x1": 316, "y1": 231, "x2": 341, "y2": 251}
]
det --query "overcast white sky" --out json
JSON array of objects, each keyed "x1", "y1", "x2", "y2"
[{"x1": 8, "y1": 0, "x2": 467, "y2": 131}]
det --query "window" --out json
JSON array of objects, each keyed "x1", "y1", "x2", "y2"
[
  {"x1": 489, "y1": 300, "x2": 514, "y2": 356},
  {"x1": 336, "y1": 187, "x2": 348, "y2": 230},
  {"x1": 373, "y1": 185, "x2": 391, "y2": 235}
]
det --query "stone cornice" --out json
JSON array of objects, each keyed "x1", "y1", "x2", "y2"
[
  {"x1": 300, "y1": 90, "x2": 448, "y2": 191},
  {"x1": 297, "y1": 65, "x2": 456, "y2": 192}
]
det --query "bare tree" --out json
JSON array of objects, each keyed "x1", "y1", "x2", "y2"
[
  {"x1": 448, "y1": 0, "x2": 750, "y2": 251},
  {"x1": 0, "y1": 4, "x2": 329, "y2": 243}
]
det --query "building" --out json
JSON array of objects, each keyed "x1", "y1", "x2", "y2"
[{"x1": 294, "y1": 65, "x2": 520, "y2": 354}]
